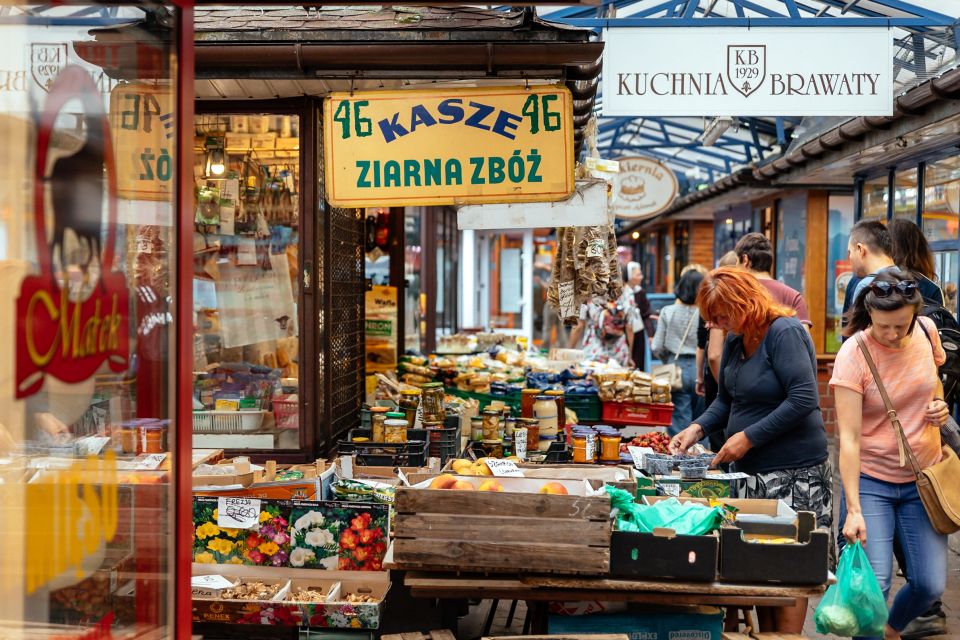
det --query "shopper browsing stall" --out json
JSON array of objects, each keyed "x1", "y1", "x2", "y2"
[
  {"x1": 670, "y1": 267, "x2": 831, "y2": 634},
  {"x1": 652, "y1": 268, "x2": 704, "y2": 434},
  {"x1": 831, "y1": 269, "x2": 949, "y2": 640}
]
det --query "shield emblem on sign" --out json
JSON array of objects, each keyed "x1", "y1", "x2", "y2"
[
  {"x1": 31, "y1": 43, "x2": 69, "y2": 92},
  {"x1": 727, "y1": 45, "x2": 766, "y2": 97}
]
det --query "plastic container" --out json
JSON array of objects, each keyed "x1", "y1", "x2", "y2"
[
  {"x1": 601, "y1": 401, "x2": 674, "y2": 427},
  {"x1": 272, "y1": 398, "x2": 299, "y2": 430},
  {"x1": 192, "y1": 410, "x2": 265, "y2": 434},
  {"x1": 644, "y1": 454, "x2": 674, "y2": 475},
  {"x1": 678, "y1": 461, "x2": 708, "y2": 479}
]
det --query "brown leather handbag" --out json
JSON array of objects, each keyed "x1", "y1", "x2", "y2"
[{"x1": 856, "y1": 333, "x2": 960, "y2": 534}]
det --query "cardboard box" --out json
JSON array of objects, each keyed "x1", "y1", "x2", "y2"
[
  {"x1": 643, "y1": 496, "x2": 798, "y2": 536},
  {"x1": 719, "y1": 511, "x2": 829, "y2": 585},
  {"x1": 549, "y1": 605, "x2": 724, "y2": 639},
  {"x1": 296, "y1": 578, "x2": 390, "y2": 630},
  {"x1": 609, "y1": 529, "x2": 718, "y2": 581},
  {"x1": 193, "y1": 458, "x2": 256, "y2": 488},
  {"x1": 192, "y1": 578, "x2": 293, "y2": 624},
  {"x1": 652, "y1": 471, "x2": 732, "y2": 499}
]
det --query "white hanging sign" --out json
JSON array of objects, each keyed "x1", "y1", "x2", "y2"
[
  {"x1": 614, "y1": 156, "x2": 678, "y2": 220},
  {"x1": 603, "y1": 27, "x2": 893, "y2": 117}
]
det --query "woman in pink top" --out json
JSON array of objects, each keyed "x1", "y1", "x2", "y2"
[{"x1": 831, "y1": 269, "x2": 950, "y2": 640}]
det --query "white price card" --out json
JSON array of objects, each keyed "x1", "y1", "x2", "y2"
[
  {"x1": 217, "y1": 497, "x2": 262, "y2": 530},
  {"x1": 660, "y1": 483, "x2": 681, "y2": 497},
  {"x1": 627, "y1": 446, "x2": 654, "y2": 469},
  {"x1": 706, "y1": 472, "x2": 750, "y2": 480},
  {"x1": 191, "y1": 574, "x2": 236, "y2": 590},
  {"x1": 134, "y1": 453, "x2": 167, "y2": 470},
  {"x1": 485, "y1": 459, "x2": 524, "y2": 477}
]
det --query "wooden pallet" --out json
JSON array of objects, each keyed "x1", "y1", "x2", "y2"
[{"x1": 392, "y1": 489, "x2": 611, "y2": 575}]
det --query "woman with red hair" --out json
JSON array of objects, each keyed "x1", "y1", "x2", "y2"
[{"x1": 670, "y1": 267, "x2": 831, "y2": 633}]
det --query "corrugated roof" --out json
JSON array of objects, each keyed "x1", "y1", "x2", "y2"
[{"x1": 194, "y1": 6, "x2": 588, "y2": 39}]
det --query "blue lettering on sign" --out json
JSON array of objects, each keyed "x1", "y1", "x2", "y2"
[{"x1": 376, "y1": 100, "x2": 530, "y2": 143}]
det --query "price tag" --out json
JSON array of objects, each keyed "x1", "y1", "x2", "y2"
[
  {"x1": 627, "y1": 446, "x2": 653, "y2": 470},
  {"x1": 191, "y1": 574, "x2": 236, "y2": 590},
  {"x1": 707, "y1": 472, "x2": 750, "y2": 480},
  {"x1": 414, "y1": 403, "x2": 423, "y2": 430},
  {"x1": 77, "y1": 436, "x2": 111, "y2": 456},
  {"x1": 217, "y1": 497, "x2": 262, "y2": 530},
  {"x1": 660, "y1": 483, "x2": 681, "y2": 497},
  {"x1": 558, "y1": 281, "x2": 576, "y2": 318},
  {"x1": 134, "y1": 453, "x2": 167, "y2": 470},
  {"x1": 484, "y1": 459, "x2": 524, "y2": 477}
]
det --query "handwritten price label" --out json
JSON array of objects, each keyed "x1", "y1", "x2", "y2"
[
  {"x1": 217, "y1": 497, "x2": 262, "y2": 530},
  {"x1": 627, "y1": 446, "x2": 654, "y2": 470},
  {"x1": 485, "y1": 459, "x2": 524, "y2": 477}
]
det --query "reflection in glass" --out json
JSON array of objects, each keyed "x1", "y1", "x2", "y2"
[
  {"x1": 861, "y1": 175, "x2": 889, "y2": 221},
  {"x1": 826, "y1": 195, "x2": 856, "y2": 352},
  {"x1": 924, "y1": 158, "x2": 960, "y2": 245},
  {"x1": 893, "y1": 167, "x2": 918, "y2": 220}
]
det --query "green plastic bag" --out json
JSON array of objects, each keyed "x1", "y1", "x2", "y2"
[
  {"x1": 605, "y1": 486, "x2": 725, "y2": 536},
  {"x1": 814, "y1": 541, "x2": 888, "y2": 637}
]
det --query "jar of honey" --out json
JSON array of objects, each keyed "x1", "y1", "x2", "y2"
[
  {"x1": 520, "y1": 389, "x2": 541, "y2": 418},
  {"x1": 598, "y1": 428, "x2": 622, "y2": 464}
]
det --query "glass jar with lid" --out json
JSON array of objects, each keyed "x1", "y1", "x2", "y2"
[
  {"x1": 399, "y1": 389, "x2": 421, "y2": 426},
  {"x1": 533, "y1": 395, "x2": 558, "y2": 450},
  {"x1": 384, "y1": 415, "x2": 409, "y2": 443},
  {"x1": 470, "y1": 416, "x2": 484, "y2": 441},
  {"x1": 482, "y1": 407, "x2": 501, "y2": 441},
  {"x1": 369, "y1": 406, "x2": 389, "y2": 442},
  {"x1": 420, "y1": 382, "x2": 445, "y2": 423}
]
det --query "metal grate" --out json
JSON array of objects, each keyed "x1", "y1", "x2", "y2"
[{"x1": 326, "y1": 204, "x2": 365, "y2": 444}]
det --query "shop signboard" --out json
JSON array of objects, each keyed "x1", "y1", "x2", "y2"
[
  {"x1": 15, "y1": 65, "x2": 129, "y2": 400},
  {"x1": 603, "y1": 27, "x2": 892, "y2": 116},
  {"x1": 109, "y1": 83, "x2": 175, "y2": 202},
  {"x1": 613, "y1": 156, "x2": 678, "y2": 220},
  {"x1": 323, "y1": 85, "x2": 575, "y2": 207},
  {"x1": 365, "y1": 285, "x2": 398, "y2": 373}
]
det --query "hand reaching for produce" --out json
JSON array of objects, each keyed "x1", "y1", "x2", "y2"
[
  {"x1": 668, "y1": 425, "x2": 703, "y2": 455},
  {"x1": 711, "y1": 431, "x2": 753, "y2": 467}
]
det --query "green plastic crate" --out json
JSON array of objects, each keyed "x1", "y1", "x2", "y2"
[
  {"x1": 565, "y1": 393, "x2": 601, "y2": 423},
  {"x1": 446, "y1": 387, "x2": 522, "y2": 414}
]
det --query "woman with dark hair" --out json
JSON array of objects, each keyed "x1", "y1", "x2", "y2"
[
  {"x1": 670, "y1": 267, "x2": 830, "y2": 633},
  {"x1": 652, "y1": 268, "x2": 704, "y2": 433},
  {"x1": 832, "y1": 268, "x2": 949, "y2": 640},
  {"x1": 888, "y1": 218, "x2": 944, "y2": 306}
]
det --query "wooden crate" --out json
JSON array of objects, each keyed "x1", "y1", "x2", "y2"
[{"x1": 392, "y1": 488, "x2": 611, "y2": 575}]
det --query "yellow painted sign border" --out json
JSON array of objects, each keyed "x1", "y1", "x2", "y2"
[{"x1": 322, "y1": 85, "x2": 576, "y2": 208}]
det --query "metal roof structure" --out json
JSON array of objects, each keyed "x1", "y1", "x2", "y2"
[{"x1": 542, "y1": 0, "x2": 959, "y2": 189}]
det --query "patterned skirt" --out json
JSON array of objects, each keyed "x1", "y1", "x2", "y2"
[{"x1": 734, "y1": 460, "x2": 836, "y2": 569}]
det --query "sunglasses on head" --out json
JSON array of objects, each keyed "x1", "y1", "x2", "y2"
[{"x1": 868, "y1": 280, "x2": 918, "y2": 298}]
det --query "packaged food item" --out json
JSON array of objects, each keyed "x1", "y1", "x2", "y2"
[
  {"x1": 399, "y1": 389, "x2": 421, "y2": 426},
  {"x1": 370, "y1": 407, "x2": 389, "y2": 442},
  {"x1": 482, "y1": 408, "x2": 501, "y2": 441},
  {"x1": 420, "y1": 382, "x2": 445, "y2": 422},
  {"x1": 384, "y1": 417, "x2": 408, "y2": 443}
]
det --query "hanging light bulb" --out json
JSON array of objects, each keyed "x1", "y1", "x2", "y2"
[
  {"x1": 209, "y1": 147, "x2": 225, "y2": 176},
  {"x1": 204, "y1": 136, "x2": 226, "y2": 177}
]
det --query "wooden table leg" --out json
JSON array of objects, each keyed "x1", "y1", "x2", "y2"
[{"x1": 528, "y1": 601, "x2": 549, "y2": 634}]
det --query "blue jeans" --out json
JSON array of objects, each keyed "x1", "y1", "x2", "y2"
[
  {"x1": 839, "y1": 474, "x2": 948, "y2": 638},
  {"x1": 669, "y1": 355, "x2": 701, "y2": 436}
]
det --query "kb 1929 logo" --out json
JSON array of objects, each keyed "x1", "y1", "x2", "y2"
[{"x1": 727, "y1": 45, "x2": 766, "y2": 97}]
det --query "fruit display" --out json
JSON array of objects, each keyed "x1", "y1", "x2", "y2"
[
  {"x1": 449, "y1": 457, "x2": 521, "y2": 476},
  {"x1": 538, "y1": 482, "x2": 569, "y2": 495},
  {"x1": 620, "y1": 431, "x2": 671, "y2": 455},
  {"x1": 426, "y1": 475, "x2": 569, "y2": 495}
]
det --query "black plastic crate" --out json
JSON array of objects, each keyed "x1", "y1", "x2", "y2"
[
  {"x1": 348, "y1": 427, "x2": 429, "y2": 442},
  {"x1": 426, "y1": 423, "x2": 462, "y2": 464},
  {"x1": 337, "y1": 439, "x2": 428, "y2": 467}
]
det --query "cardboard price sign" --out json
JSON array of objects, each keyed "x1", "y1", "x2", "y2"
[
  {"x1": 627, "y1": 446, "x2": 654, "y2": 470},
  {"x1": 485, "y1": 459, "x2": 524, "y2": 477},
  {"x1": 217, "y1": 497, "x2": 262, "y2": 529}
]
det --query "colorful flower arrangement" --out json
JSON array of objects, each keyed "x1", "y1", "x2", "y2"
[
  {"x1": 337, "y1": 510, "x2": 388, "y2": 571},
  {"x1": 290, "y1": 507, "x2": 341, "y2": 569}
]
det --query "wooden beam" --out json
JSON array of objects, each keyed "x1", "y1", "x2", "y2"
[{"x1": 806, "y1": 191, "x2": 828, "y2": 354}]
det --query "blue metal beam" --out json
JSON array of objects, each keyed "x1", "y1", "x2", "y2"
[{"x1": 565, "y1": 16, "x2": 953, "y2": 27}]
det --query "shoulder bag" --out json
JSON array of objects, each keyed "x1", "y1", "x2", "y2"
[
  {"x1": 855, "y1": 332, "x2": 960, "y2": 534},
  {"x1": 652, "y1": 308, "x2": 697, "y2": 391}
]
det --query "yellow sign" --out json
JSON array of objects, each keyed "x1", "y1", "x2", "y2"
[
  {"x1": 109, "y1": 83, "x2": 174, "y2": 201},
  {"x1": 323, "y1": 85, "x2": 575, "y2": 207}
]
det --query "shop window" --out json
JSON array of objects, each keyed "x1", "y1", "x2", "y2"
[
  {"x1": 893, "y1": 168, "x2": 919, "y2": 220},
  {"x1": 826, "y1": 195, "x2": 856, "y2": 352},
  {"x1": 775, "y1": 194, "x2": 807, "y2": 293},
  {"x1": 673, "y1": 222, "x2": 690, "y2": 281},
  {"x1": 364, "y1": 207, "x2": 391, "y2": 286},
  {"x1": 861, "y1": 175, "x2": 889, "y2": 221},
  {"x1": 3, "y1": 4, "x2": 183, "y2": 635},
  {"x1": 192, "y1": 114, "x2": 302, "y2": 451},
  {"x1": 923, "y1": 158, "x2": 960, "y2": 245},
  {"x1": 405, "y1": 209, "x2": 423, "y2": 352},
  {"x1": 935, "y1": 251, "x2": 959, "y2": 315}
]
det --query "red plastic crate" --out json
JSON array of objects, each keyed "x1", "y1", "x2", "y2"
[
  {"x1": 272, "y1": 399, "x2": 299, "y2": 430},
  {"x1": 601, "y1": 401, "x2": 674, "y2": 427}
]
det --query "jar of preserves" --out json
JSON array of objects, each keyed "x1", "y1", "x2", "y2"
[
  {"x1": 384, "y1": 418, "x2": 408, "y2": 443},
  {"x1": 370, "y1": 407, "x2": 389, "y2": 442},
  {"x1": 598, "y1": 429, "x2": 622, "y2": 464},
  {"x1": 519, "y1": 418, "x2": 539, "y2": 454},
  {"x1": 399, "y1": 389, "x2": 422, "y2": 426},
  {"x1": 572, "y1": 433, "x2": 590, "y2": 464},
  {"x1": 504, "y1": 416, "x2": 517, "y2": 439},
  {"x1": 482, "y1": 408, "x2": 501, "y2": 441},
  {"x1": 470, "y1": 416, "x2": 484, "y2": 441},
  {"x1": 138, "y1": 422, "x2": 166, "y2": 454},
  {"x1": 481, "y1": 440, "x2": 503, "y2": 458},
  {"x1": 544, "y1": 389, "x2": 566, "y2": 442},
  {"x1": 420, "y1": 382, "x2": 445, "y2": 423},
  {"x1": 533, "y1": 395, "x2": 558, "y2": 440},
  {"x1": 521, "y1": 389, "x2": 541, "y2": 418},
  {"x1": 118, "y1": 422, "x2": 137, "y2": 454}
]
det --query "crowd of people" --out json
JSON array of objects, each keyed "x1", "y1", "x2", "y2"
[{"x1": 566, "y1": 218, "x2": 952, "y2": 640}]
